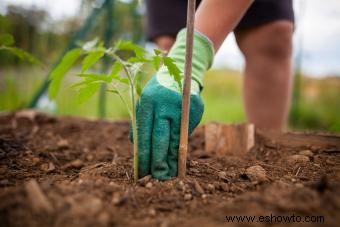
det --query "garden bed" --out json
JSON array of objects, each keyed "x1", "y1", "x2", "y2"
[{"x1": 0, "y1": 110, "x2": 339, "y2": 226}]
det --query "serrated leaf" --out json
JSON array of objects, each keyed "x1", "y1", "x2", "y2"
[
  {"x1": 48, "y1": 48, "x2": 83, "y2": 99},
  {"x1": 82, "y1": 38, "x2": 99, "y2": 51},
  {"x1": 153, "y1": 49, "x2": 161, "y2": 56},
  {"x1": 77, "y1": 83, "x2": 100, "y2": 103},
  {"x1": 0, "y1": 34, "x2": 15, "y2": 46},
  {"x1": 127, "y1": 56, "x2": 150, "y2": 63},
  {"x1": 152, "y1": 55, "x2": 162, "y2": 70},
  {"x1": 70, "y1": 79, "x2": 103, "y2": 89},
  {"x1": 163, "y1": 56, "x2": 182, "y2": 89},
  {"x1": 78, "y1": 73, "x2": 111, "y2": 83},
  {"x1": 0, "y1": 46, "x2": 40, "y2": 64},
  {"x1": 70, "y1": 80, "x2": 90, "y2": 88},
  {"x1": 116, "y1": 41, "x2": 146, "y2": 58},
  {"x1": 81, "y1": 50, "x2": 105, "y2": 73},
  {"x1": 109, "y1": 61, "x2": 123, "y2": 79}
]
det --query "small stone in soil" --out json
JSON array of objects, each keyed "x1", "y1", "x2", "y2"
[
  {"x1": 109, "y1": 181, "x2": 121, "y2": 188},
  {"x1": 218, "y1": 171, "x2": 231, "y2": 182},
  {"x1": 112, "y1": 193, "x2": 127, "y2": 206},
  {"x1": 298, "y1": 150, "x2": 314, "y2": 158},
  {"x1": 295, "y1": 183, "x2": 304, "y2": 188},
  {"x1": 220, "y1": 183, "x2": 230, "y2": 192},
  {"x1": 57, "y1": 139, "x2": 69, "y2": 149},
  {"x1": 218, "y1": 171, "x2": 227, "y2": 179},
  {"x1": 137, "y1": 175, "x2": 152, "y2": 186},
  {"x1": 40, "y1": 162, "x2": 55, "y2": 173},
  {"x1": 184, "y1": 194, "x2": 192, "y2": 201},
  {"x1": 207, "y1": 184, "x2": 215, "y2": 192},
  {"x1": 63, "y1": 159, "x2": 84, "y2": 169},
  {"x1": 191, "y1": 160, "x2": 198, "y2": 166},
  {"x1": 145, "y1": 182, "x2": 153, "y2": 189},
  {"x1": 287, "y1": 155, "x2": 310, "y2": 164},
  {"x1": 148, "y1": 208, "x2": 156, "y2": 217},
  {"x1": 190, "y1": 168, "x2": 199, "y2": 174},
  {"x1": 245, "y1": 165, "x2": 268, "y2": 182},
  {"x1": 201, "y1": 194, "x2": 208, "y2": 199},
  {"x1": 177, "y1": 181, "x2": 185, "y2": 192},
  {"x1": 32, "y1": 157, "x2": 40, "y2": 165},
  {"x1": 311, "y1": 145, "x2": 321, "y2": 151}
]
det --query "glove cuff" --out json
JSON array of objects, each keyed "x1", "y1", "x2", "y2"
[{"x1": 156, "y1": 28, "x2": 214, "y2": 94}]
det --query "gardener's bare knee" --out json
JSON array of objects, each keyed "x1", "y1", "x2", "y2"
[
  {"x1": 153, "y1": 36, "x2": 175, "y2": 52},
  {"x1": 235, "y1": 21, "x2": 293, "y2": 63}
]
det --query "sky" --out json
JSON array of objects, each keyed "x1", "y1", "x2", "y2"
[{"x1": 1, "y1": 0, "x2": 340, "y2": 77}]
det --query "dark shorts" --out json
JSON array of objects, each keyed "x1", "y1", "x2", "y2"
[{"x1": 145, "y1": 0, "x2": 294, "y2": 41}]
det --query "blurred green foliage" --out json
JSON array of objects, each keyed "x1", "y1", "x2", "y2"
[
  {"x1": 1, "y1": 67, "x2": 339, "y2": 132},
  {"x1": 0, "y1": 0, "x2": 143, "y2": 66}
]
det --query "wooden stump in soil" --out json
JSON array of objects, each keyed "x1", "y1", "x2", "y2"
[{"x1": 204, "y1": 122, "x2": 255, "y2": 155}]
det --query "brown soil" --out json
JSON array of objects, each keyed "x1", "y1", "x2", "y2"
[{"x1": 0, "y1": 110, "x2": 340, "y2": 227}]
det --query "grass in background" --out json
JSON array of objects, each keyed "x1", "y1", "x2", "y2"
[
  {"x1": 1, "y1": 67, "x2": 339, "y2": 132},
  {"x1": 201, "y1": 70, "x2": 245, "y2": 123}
]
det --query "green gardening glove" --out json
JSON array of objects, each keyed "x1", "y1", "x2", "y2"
[{"x1": 136, "y1": 29, "x2": 214, "y2": 180}]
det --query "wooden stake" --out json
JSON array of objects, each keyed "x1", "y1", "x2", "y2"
[{"x1": 178, "y1": 0, "x2": 196, "y2": 178}]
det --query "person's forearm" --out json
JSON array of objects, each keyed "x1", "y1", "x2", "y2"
[{"x1": 195, "y1": 0, "x2": 254, "y2": 51}]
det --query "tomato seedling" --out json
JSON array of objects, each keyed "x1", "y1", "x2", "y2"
[{"x1": 48, "y1": 39, "x2": 181, "y2": 181}]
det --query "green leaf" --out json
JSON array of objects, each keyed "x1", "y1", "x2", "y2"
[
  {"x1": 163, "y1": 56, "x2": 182, "y2": 89},
  {"x1": 116, "y1": 41, "x2": 146, "y2": 58},
  {"x1": 119, "y1": 78, "x2": 129, "y2": 85},
  {"x1": 77, "y1": 83, "x2": 100, "y2": 103},
  {"x1": 136, "y1": 81, "x2": 142, "y2": 96},
  {"x1": 130, "y1": 62, "x2": 144, "y2": 76},
  {"x1": 78, "y1": 73, "x2": 111, "y2": 83},
  {"x1": 109, "y1": 61, "x2": 123, "y2": 79},
  {"x1": 69, "y1": 79, "x2": 95, "y2": 88},
  {"x1": 0, "y1": 34, "x2": 15, "y2": 46},
  {"x1": 82, "y1": 38, "x2": 99, "y2": 51},
  {"x1": 153, "y1": 49, "x2": 161, "y2": 56},
  {"x1": 134, "y1": 73, "x2": 143, "y2": 97},
  {"x1": 81, "y1": 50, "x2": 105, "y2": 73},
  {"x1": 127, "y1": 56, "x2": 149, "y2": 63},
  {"x1": 106, "y1": 89, "x2": 119, "y2": 94},
  {"x1": 48, "y1": 48, "x2": 83, "y2": 99},
  {"x1": 152, "y1": 55, "x2": 162, "y2": 70},
  {"x1": 0, "y1": 46, "x2": 41, "y2": 64}
]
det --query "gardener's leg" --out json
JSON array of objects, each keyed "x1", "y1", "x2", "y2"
[{"x1": 235, "y1": 20, "x2": 293, "y2": 131}]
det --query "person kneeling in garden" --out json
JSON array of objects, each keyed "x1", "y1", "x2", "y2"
[{"x1": 136, "y1": 0, "x2": 294, "y2": 180}]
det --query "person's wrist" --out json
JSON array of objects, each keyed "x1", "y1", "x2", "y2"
[
  {"x1": 155, "y1": 28, "x2": 214, "y2": 94},
  {"x1": 169, "y1": 29, "x2": 214, "y2": 87}
]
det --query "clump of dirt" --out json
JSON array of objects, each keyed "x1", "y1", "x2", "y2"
[{"x1": 0, "y1": 110, "x2": 339, "y2": 226}]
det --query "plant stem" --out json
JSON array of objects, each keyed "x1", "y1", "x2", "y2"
[
  {"x1": 121, "y1": 61, "x2": 139, "y2": 182},
  {"x1": 111, "y1": 53, "x2": 139, "y2": 181},
  {"x1": 131, "y1": 93, "x2": 138, "y2": 182},
  {"x1": 126, "y1": 69, "x2": 138, "y2": 182}
]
